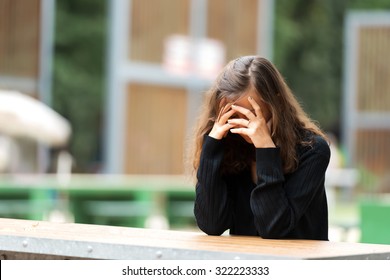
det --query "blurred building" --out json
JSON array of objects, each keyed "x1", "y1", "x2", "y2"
[
  {"x1": 342, "y1": 11, "x2": 390, "y2": 193},
  {"x1": 0, "y1": 0, "x2": 55, "y2": 172},
  {"x1": 104, "y1": 0, "x2": 275, "y2": 174}
]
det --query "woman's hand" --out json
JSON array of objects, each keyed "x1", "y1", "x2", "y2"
[
  {"x1": 208, "y1": 103, "x2": 236, "y2": 140},
  {"x1": 228, "y1": 96, "x2": 275, "y2": 148}
]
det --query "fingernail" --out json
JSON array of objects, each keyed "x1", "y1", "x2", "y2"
[{"x1": 248, "y1": 96, "x2": 253, "y2": 100}]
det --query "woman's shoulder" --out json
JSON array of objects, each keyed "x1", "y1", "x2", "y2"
[{"x1": 300, "y1": 132, "x2": 330, "y2": 158}]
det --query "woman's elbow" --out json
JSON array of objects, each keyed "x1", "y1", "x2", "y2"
[{"x1": 196, "y1": 221, "x2": 227, "y2": 236}]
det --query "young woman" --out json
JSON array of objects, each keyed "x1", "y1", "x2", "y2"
[{"x1": 191, "y1": 55, "x2": 330, "y2": 240}]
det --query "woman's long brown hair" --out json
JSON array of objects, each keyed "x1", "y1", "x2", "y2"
[{"x1": 189, "y1": 56, "x2": 326, "y2": 175}]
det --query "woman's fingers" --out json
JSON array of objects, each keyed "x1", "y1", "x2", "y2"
[
  {"x1": 209, "y1": 105, "x2": 236, "y2": 139},
  {"x1": 219, "y1": 107, "x2": 236, "y2": 123},
  {"x1": 228, "y1": 97, "x2": 275, "y2": 147},
  {"x1": 217, "y1": 102, "x2": 232, "y2": 122},
  {"x1": 227, "y1": 118, "x2": 250, "y2": 127},
  {"x1": 231, "y1": 104, "x2": 255, "y2": 120},
  {"x1": 247, "y1": 96, "x2": 265, "y2": 119},
  {"x1": 211, "y1": 96, "x2": 269, "y2": 141},
  {"x1": 229, "y1": 127, "x2": 247, "y2": 135}
]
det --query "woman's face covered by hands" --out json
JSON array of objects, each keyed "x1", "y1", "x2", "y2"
[{"x1": 210, "y1": 87, "x2": 274, "y2": 148}]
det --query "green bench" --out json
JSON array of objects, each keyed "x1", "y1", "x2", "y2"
[
  {"x1": 360, "y1": 196, "x2": 390, "y2": 245},
  {"x1": 0, "y1": 174, "x2": 196, "y2": 229}
]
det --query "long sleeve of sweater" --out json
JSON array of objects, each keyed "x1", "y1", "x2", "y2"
[
  {"x1": 194, "y1": 136, "x2": 232, "y2": 235},
  {"x1": 252, "y1": 138, "x2": 330, "y2": 238},
  {"x1": 194, "y1": 134, "x2": 330, "y2": 239}
]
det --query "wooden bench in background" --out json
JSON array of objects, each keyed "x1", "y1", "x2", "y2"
[
  {"x1": 1, "y1": 218, "x2": 390, "y2": 260},
  {"x1": 0, "y1": 174, "x2": 196, "y2": 229}
]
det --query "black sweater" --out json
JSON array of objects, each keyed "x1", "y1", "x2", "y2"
[{"x1": 194, "y1": 133, "x2": 330, "y2": 240}]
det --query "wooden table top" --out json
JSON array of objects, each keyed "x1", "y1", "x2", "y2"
[{"x1": 1, "y1": 218, "x2": 390, "y2": 260}]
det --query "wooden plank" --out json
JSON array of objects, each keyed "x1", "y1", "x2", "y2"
[
  {"x1": 130, "y1": 0, "x2": 190, "y2": 63},
  {"x1": 207, "y1": 0, "x2": 258, "y2": 60},
  {"x1": 125, "y1": 84, "x2": 188, "y2": 174},
  {"x1": 0, "y1": 0, "x2": 40, "y2": 78},
  {"x1": 1, "y1": 218, "x2": 390, "y2": 260}
]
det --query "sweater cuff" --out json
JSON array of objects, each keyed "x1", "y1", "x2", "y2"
[
  {"x1": 201, "y1": 135, "x2": 225, "y2": 159},
  {"x1": 256, "y1": 147, "x2": 284, "y2": 173}
]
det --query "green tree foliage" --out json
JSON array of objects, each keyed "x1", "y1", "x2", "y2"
[
  {"x1": 274, "y1": 0, "x2": 390, "y2": 135},
  {"x1": 52, "y1": 0, "x2": 107, "y2": 172},
  {"x1": 274, "y1": 0, "x2": 347, "y2": 132}
]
